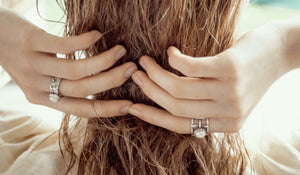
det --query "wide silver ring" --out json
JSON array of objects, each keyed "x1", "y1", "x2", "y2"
[
  {"x1": 191, "y1": 118, "x2": 209, "y2": 138},
  {"x1": 49, "y1": 77, "x2": 61, "y2": 103}
]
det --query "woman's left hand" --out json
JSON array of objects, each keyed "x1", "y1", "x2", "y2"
[{"x1": 128, "y1": 22, "x2": 292, "y2": 134}]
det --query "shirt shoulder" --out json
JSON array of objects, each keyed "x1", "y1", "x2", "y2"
[
  {"x1": 0, "y1": 110, "x2": 65, "y2": 175},
  {"x1": 251, "y1": 129, "x2": 300, "y2": 175}
]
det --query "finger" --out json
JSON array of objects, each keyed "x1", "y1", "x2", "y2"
[
  {"x1": 139, "y1": 55, "x2": 222, "y2": 99},
  {"x1": 35, "y1": 62, "x2": 137, "y2": 97},
  {"x1": 129, "y1": 103, "x2": 190, "y2": 134},
  {"x1": 129, "y1": 104, "x2": 242, "y2": 133},
  {"x1": 33, "y1": 92, "x2": 133, "y2": 118},
  {"x1": 167, "y1": 46, "x2": 227, "y2": 78},
  {"x1": 32, "y1": 45, "x2": 127, "y2": 80},
  {"x1": 59, "y1": 62, "x2": 137, "y2": 97},
  {"x1": 131, "y1": 71, "x2": 219, "y2": 118},
  {"x1": 30, "y1": 30, "x2": 102, "y2": 54}
]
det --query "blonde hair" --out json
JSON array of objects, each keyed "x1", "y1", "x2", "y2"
[{"x1": 58, "y1": 0, "x2": 250, "y2": 174}]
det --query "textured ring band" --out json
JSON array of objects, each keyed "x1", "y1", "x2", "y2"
[
  {"x1": 49, "y1": 77, "x2": 61, "y2": 103},
  {"x1": 191, "y1": 118, "x2": 209, "y2": 138}
]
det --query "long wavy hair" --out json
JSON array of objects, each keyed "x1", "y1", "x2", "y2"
[{"x1": 57, "y1": 0, "x2": 250, "y2": 174}]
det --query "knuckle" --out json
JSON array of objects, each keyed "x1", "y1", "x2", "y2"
[
  {"x1": 165, "y1": 77, "x2": 177, "y2": 92},
  {"x1": 80, "y1": 60, "x2": 88, "y2": 76},
  {"x1": 82, "y1": 36, "x2": 94, "y2": 49},
  {"x1": 219, "y1": 49, "x2": 241, "y2": 80},
  {"x1": 57, "y1": 36, "x2": 79, "y2": 54},
  {"x1": 169, "y1": 84, "x2": 184, "y2": 98},
  {"x1": 166, "y1": 105, "x2": 178, "y2": 116},
  {"x1": 72, "y1": 81, "x2": 89, "y2": 97},
  {"x1": 19, "y1": 29, "x2": 32, "y2": 49},
  {"x1": 109, "y1": 73, "x2": 123, "y2": 87},
  {"x1": 167, "y1": 101, "x2": 184, "y2": 117},
  {"x1": 65, "y1": 62, "x2": 82, "y2": 80},
  {"x1": 111, "y1": 78, "x2": 122, "y2": 87},
  {"x1": 166, "y1": 105, "x2": 179, "y2": 116},
  {"x1": 73, "y1": 35, "x2": 95, "y2": 51},
  {"x1": 20, "y1": 27, "x2": 43, "y2": 49},
  {"x1": 227, "y1": 83, "x2": 242, "y2": 100},
  {"x1": 74, "y1": 108, "x2": 86, "y2": 118},
  {"x1": 223, "y1": 78, "x2": 244, "y2": 102},
  {"x1": 58, "y1": 43, "x2": 72, "y2": 54},
  {"x1": 98, "y1": 54, "x2": 112, "y2": 67},
  {"x1": 93, "y1": 100, "x2": 108, "y2": 117}
]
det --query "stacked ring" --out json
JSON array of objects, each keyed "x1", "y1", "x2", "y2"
[
  {"x1": 191, "y1": 118, "x2": 209, "y2": 138},
  {"x1": 49, "y1": 77, "x2": 62, "y2": 103}
]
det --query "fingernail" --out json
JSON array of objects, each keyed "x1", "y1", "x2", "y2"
[
  {"x1": 121, "y1": 105, "x2": 130, "y2": 114},
  {"x1": 124, "y1": 66, "x2": 137, "y2": 79},
  {"x1": 129, "y1": 107, "x2": 143, "y2": 118},
  {"x1": 139, "y1": 59, "x2": 147, "y2": 69},
  {"x1": 132, "y1": 74, "x2": 142, "y2": 86},
  {"x1": 115, "y1": 46, "x2": 126, "y2": 61},
  {"x1": 173, "y1": 47, "x2": 181, "y2": 55},
  {"x1": 94, "y1": 32, "x2": 102, "y2": 42}
]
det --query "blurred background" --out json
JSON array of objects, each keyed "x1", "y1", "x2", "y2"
[
  {"x1": 250, "y1": 0, "x2": 300, "y2": 10},
  {"x1": 0, "y1": 0, "x2": 300, "y2": 151}
]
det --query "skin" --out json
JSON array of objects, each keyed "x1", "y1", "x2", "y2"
[
  {"x1": 1, "y1": 6, "x2": 300, "y2": 135},
  {"x1": 0, "y1": 7, "x2": 137, "y2": 118},
  {"x1": 129, "y1": 18, "x2": 300, "y2": 134}
]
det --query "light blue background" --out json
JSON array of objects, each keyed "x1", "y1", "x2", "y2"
[{"x1": 251, "y1": 0, "x2": 300, "y2": 9}]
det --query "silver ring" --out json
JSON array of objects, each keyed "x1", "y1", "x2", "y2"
[
  {"x1": 49, "y1": 77, "x2": 61, "y2": 103},
  {"x1": 191, "y1": 118, "x2": 209, "y2": 138}
]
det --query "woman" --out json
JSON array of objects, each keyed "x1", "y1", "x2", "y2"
[{"x1": 0, "y1": 0, "x2": 300, "y2": 174}]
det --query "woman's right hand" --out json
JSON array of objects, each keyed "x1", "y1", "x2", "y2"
[{"x1": 0, "y1": 7, "x2": 136, "y2": 117}]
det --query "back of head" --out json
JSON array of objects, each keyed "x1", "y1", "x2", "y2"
[{"x1": 59, "y1": 0, "x2": 249, "y2": 174}]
